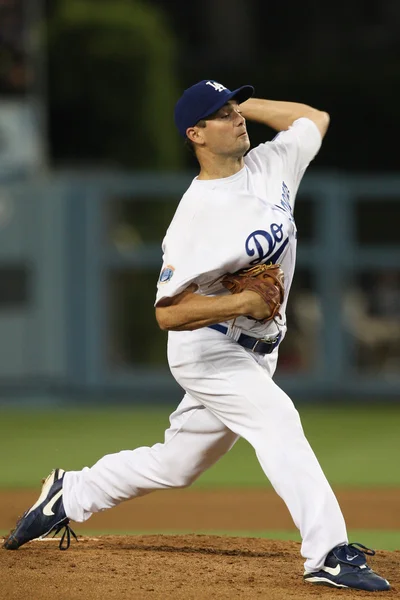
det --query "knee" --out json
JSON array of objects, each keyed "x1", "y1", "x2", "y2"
[
  {"x1": 164, "y1": 464, "x2": 199, "y2": 489},
  {"x1": 155, "y1": 450, "x2": 202, "y2": 488}
]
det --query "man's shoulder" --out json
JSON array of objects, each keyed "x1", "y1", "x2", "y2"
[
  {"x1": 179, "y1": 182, "x2": 227, "y2": 212},
  {"x1": 165, "y1": 186, "x2": 208, "y2": 237},
  {"x1": 165, "y1": 184, "x2": 231, "y2": 247}
]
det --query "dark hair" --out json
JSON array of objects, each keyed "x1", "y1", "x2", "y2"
[{"x1": 184, "y1": 119, "x2": 207, "y2": 155}]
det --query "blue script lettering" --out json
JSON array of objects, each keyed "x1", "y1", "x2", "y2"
[
  {"x1": 245, "y1": 223, "x2": 288, "y2": 265},
  {"x1": 279, "y1": 180, "x2": 295, "y2": 228},
  {"x1": 281, "y1": 181, "x2": 291, "y2": 214}
]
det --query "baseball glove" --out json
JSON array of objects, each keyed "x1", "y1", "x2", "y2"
[{"x1": 221, "y1": 263, "x2": 284, "y2": 322}]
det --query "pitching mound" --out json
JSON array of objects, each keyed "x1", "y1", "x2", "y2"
[{"x1": 1, "y1": 534, "x2": 399, "y2": 599}]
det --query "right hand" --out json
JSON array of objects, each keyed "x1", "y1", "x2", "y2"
[{"x1": 240, "y1": 290, "x2": 273, "y2": 321}]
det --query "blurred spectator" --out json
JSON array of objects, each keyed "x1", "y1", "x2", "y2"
[
  {"x1": 0, "y1": 0, "x2": 32, "y2": 95},
  {"x1": 344, "y1": 270, "x2": 400, "y2": 373},
  {"x1": 278, "y1": 272, "x2": 321, "y2": 373}
]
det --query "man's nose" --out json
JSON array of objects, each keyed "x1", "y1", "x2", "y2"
[{"x1": 234, "y1": 109, "x2": 245, "y2": 124}]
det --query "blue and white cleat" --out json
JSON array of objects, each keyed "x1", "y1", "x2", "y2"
[
  {"x1": 2, "y1": 468, "x2": 77, "y2": 550},
  {"x1": 304, "y1": 542, "x2": 390, "y2": 591}
]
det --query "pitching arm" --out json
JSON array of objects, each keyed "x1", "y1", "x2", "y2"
[{"x1": 240, "y1": 98, "x2": 330, "y2": 139}]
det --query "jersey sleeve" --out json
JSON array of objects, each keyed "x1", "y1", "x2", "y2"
[
  {"x1": 154, "y1": 195, "x2": 242, "y2": 306},
  {"x1": 249, "y1": 117, "x2": 322, "y2": 198},
  {"x1": 154, "y1": 235, "x2": 199, "y2": 305}
]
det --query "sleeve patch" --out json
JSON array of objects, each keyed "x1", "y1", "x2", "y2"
[{"x1": 159, "y1": 265, "x2": 175, "y2": 284}]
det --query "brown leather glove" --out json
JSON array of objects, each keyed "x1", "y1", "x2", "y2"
[{"x1": 221, "y1": 263, "x2": 285, "y2": 322}]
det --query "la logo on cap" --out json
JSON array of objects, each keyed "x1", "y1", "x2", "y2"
[{"x1": 206, "y1": 81, "x2": 227, "y2": 92}]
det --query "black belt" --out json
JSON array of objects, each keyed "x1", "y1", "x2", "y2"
[{"x1": 208, "y1": 324, "x2": 281, "y2": 355}]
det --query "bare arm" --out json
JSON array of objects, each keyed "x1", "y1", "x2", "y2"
[
  {"x1": 240, "y1": 98, "x2": 330, "y2": 139},
  {"x1": 155, "y1": 286, "x2": 271, "y2": 331}
]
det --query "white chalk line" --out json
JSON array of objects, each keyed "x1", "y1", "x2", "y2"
[{"x1": 1, "y1": 536, "x2": 100, "y2": 543}]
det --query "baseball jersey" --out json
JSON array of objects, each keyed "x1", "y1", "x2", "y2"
[{"x1": 155, "y1": 117, "x2": 322, "y2": 339}]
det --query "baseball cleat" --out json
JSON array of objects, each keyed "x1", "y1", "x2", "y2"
[
  {"x1": 304, "y1": 542, "x2": 390, "y2": 591},
  {"x1": 2, "y1": 468, "x2": 77, "y2": 551}
]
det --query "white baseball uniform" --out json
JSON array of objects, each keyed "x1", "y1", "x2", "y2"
[{"x1": 63, "y1": 117, "x2": 348, "y2": 572}]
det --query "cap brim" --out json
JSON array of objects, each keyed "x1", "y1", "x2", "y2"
[
  {"x1": 230, "y1": 85, "x2": 254, "y2": 105},
  {"x1": 200, "y1": 84, "x2": 255, "y2": 121}
]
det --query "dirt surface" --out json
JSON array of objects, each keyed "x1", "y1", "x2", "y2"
[
  {"x1": 1, "y1": 488, "x2": 400, "y2": 533},
  {"x1": 1, "y1": 488, "x2": 399, "y2": 599},
  {"x1": 1, "y1": 535, "x2": 399, "y2": 599}
]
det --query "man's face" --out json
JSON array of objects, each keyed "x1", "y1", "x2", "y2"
[{"x1": 190, "y1": 100, "x2": 250, "y2": 157}]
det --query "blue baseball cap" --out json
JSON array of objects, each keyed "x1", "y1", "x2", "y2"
[{"x1": 174, "y1": 80, "x2": 254, "y2": 138}]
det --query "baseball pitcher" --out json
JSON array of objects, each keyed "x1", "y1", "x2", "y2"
[{"x1": 3, "y1": 80, "x2": 390, "y2": 593}]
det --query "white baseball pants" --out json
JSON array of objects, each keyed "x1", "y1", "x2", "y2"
[{"x1": 63, "y1": 327, "x2": 348, "y2": 572}]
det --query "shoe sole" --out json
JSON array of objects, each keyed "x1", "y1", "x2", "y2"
[
  {"x1": 304, "y1": 575, "x2": 390, "y2": 592},
  {"x1": 304, "y1": 576, "x2": 347, "y2": 588}
]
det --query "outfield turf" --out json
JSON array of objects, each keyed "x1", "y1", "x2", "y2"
[{"x1": 0, "y1": 404, "x2": 399, "y2": 488}]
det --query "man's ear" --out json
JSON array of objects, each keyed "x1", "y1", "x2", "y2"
[{"x1": 186, "y1": 126, "x2": 205, "y2": 146}]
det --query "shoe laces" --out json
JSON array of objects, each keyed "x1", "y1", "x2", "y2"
[
  {"x1": 347, "y1": 542, "x2": 375, "y2": 558},
  {"x1": 51, "y1": 522, "x2": 78, "y2": 550}
]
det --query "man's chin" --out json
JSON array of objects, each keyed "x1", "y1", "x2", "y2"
[{"x1": 240, "y1": 137, "x2": 251, "y2": 153}]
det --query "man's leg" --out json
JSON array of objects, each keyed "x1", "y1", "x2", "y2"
[
  {"x1": 169, "y1": 329, "x2": 347, "y2": 573},
  {"x1": 63, "y1": 393, "x2": 238, "y2": 523}
]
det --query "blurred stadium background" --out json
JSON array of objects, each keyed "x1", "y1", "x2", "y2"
[{"x1": 0, "y1": 0, "x2": 399, "y2": 548}]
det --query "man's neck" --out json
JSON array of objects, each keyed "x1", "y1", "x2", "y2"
[{"x1": 197, "y1": 154, "x2": 245, "y2": 180}]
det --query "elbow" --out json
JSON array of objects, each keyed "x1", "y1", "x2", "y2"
[
  {"x1": 308, "y1": 109, "x2": 330, "y2": 138},
  {"x1": 155, "y1": 311, "x2": 169, "y2": 331},
  {"x1": 157, "y1": 321, "x2": 168, "y2": 332},
  {"x1": 155, "y1": 307, "x2": 173, "y2": 331},
  {"x1": 320, "y1": 110, "x2": 330, "y2": 127},
  {"x1": 319, "y1": 110, "x2": 330, "y2": 137}
]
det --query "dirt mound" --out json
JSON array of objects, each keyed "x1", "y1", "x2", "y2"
[{"x1": 1, "y1": 535, "x2": 399, "y2": 599}]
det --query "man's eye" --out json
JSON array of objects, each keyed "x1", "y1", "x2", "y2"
[{"x1": 220, "y1": 113, "x2": 230, "y2": 119}]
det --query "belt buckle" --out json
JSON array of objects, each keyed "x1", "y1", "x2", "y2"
[
  {"x1": 252, "y1": 339, "x2": 262, "y2": 352},
  {"x1": 252, "y1": 335, "x2": 279, "y2": 353}
]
